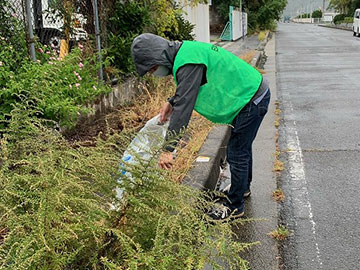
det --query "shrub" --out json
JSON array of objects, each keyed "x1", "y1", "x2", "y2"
[
  {"x1": 312, "y1": 9, "x2": 323, "y2": 18},
  {"x1": 333, "y1": 14, "x2": 347, "y2": 24},
  {"x1": 0, "y1": 47, "x2": 111, "y2": 129},
  {"x1": 164, "y1": 12, "x2": 195, "y2": 41},
  {"x1": 106, "y1": 0, "x2": 195, "y2": 74},
  {"x1": 106, "y1": 0, "x2": 149, "y2": 74},
  {"x1": 344, "y1": 17, "x2": 354, "y2": 24},
  {"x1": 0, "y1": 0, "x2": 28, "y2": 79},
  {"x1": 0, "y1": 109, "x2": 255, "y2": 269},
  {"x1": 258, "y1": 31, "x2": 267, "y2": 41},
  {"x1": 214, "y1": 0, "x2": 286, "y2": 31}
]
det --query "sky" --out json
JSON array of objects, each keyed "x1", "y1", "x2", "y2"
[{"x1": 283, "y1": 0, "x2": 331, "y2": 17}]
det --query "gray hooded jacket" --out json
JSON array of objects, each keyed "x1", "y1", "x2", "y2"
[{"x1": 131, "y1": 33, "x2": 269, "y2": 152}]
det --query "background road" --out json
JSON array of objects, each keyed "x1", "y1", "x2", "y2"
[{"x1": 276, "y1": 23, "x2": 360, "y2": 269}]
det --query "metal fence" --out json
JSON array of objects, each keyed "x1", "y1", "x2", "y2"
[{"x1": 2, "y1": 0, "x2": 104, "y2": 79}]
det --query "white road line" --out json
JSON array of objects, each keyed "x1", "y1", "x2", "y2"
[{"x1": 286, "y1": 101, "x2": 323, "y2": 267}]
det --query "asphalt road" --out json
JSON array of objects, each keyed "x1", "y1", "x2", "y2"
[{"x1": 276, "y1": 23, "x2": 360, "y2": 269}]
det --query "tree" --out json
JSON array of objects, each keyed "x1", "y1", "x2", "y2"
[
  {"x1": 329, "y1": 0, "x2": 353, "y2": 14},
  {"x1": 213, "y1": 0, "x2": 287, "y2": 31},
  {"x1": 351, "y1": 0, "x2": 360, "y2": 14},
  {"x1": 312, "y1": 9, "x2": 323, "y2": 18}
]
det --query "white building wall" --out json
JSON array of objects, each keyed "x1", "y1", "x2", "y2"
[{"x1": 181, "y1": 2, "x2": 210, "y2": 43}]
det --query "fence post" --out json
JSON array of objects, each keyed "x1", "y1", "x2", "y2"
[
  {"x1": 92, "y1": 0, "x2": 104, "y2": 81},
  {"x1": 25, "y1": 0, "x2": 36, "y2": 61}
]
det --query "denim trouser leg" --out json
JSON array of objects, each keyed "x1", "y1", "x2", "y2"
[{"x1": 226, "y1": 90, "x2": 271, "y2": 212}]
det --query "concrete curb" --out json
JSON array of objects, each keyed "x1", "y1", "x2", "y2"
[
  {"x1": 185, "y1": 35, "x2": 270, "y2": 192},
  {"x1": 183, "y1": 125, "x2": 230, "y2": 190},
  {"x1": 318, "y1": 24, "x2": 352, "y2": 32}
]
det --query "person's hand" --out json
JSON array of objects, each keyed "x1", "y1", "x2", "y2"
[
  {"x1": 159, "y1": 102, "x2": 173, "y2": 124},
  {"x1": 159, "y1": 151, "x2": 174, "y2": 170}
]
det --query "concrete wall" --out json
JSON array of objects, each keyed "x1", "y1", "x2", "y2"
[
  {"x1": 181, "y1": 2, "x2": 210, "y2": 43},
  {"x1": 293, "y1": 18, "x2": 313, "y2": 23}
]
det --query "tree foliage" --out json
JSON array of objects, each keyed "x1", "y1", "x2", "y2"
[
  {"x1": 312, "y1": 9, "x2": 323, "y2": 18},
  {"x1": 330, "y1": 0, "x2": 360, "y2": 14},
  {"x1": 212, "y1": 0, "x2": 287, "y2": 31},
  {"x1": 105, "y1": 0, "x2": 196, "y2": 75}
]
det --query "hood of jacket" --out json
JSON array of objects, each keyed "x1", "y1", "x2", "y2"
[{"x1": 131, "y1": 33, "x2": 181, "y2": 77}]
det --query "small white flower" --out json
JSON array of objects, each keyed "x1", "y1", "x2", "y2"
[
  {"x1": 0, "y1": 61, "x2": 3, "y2": 66},
  {"x1": 92, "y1": 85, "x2": 97, "y2": 90}
]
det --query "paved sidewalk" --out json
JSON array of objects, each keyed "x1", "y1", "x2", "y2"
[
  {"x1": 214, "y1": 35, "x2": 261, "y2": 56},
  {"x1": 221, "y1": 35, "x2": 279, "y2": 269}
]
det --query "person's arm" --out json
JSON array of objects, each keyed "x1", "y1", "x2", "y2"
[{"x1": 159, "y1": 64, "x2": 206, "y2": 169}]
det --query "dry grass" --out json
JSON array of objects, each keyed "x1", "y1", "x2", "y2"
[
  {"x1": 273, "y1": 100, "x2": 283, "y2": 173},
  {"x1": 170, "y1": 114, "x2": 213, "y2": 183},
  {"x1": 65, "y1": 77, "x2": 176, "y2": 143},
  {"x1": 258, "y1": 31, "x2": 267, "y2": 42},
  {"x1": 107, "y1": 77, "x2": 176, "y2": 132},
  {"x1": 268, "y1": 225, "x2": 290, "y2": 241},
  {"x1": 239, "y1": 50, "x2": 265, "y2": 75},
  {"x1": 66, "y1": 76, "x2": 214, "y2": 183},
  {"x1": 273, "y1": 159, "x2": 284, "y2": 172},
  {"x1": 272, "y1": 189, "x2": 285, "y2": 202},
  {"x1": 239, "y1": 50, "x2": 256, "y2": 63}
]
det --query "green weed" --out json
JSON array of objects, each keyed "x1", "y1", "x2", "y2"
[
  {"x1": 0, "y1": 108, "x2": 252, "y2": 270},
  {"x1": 268, "y1": 225, "x2": 290, "y2": 241}
]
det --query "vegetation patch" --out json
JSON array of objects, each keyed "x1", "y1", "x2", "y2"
[
  {"x1": 268, "y1": 225, "x2": 290, "y2": 241},
  {"x1": 0, "y1": 104, "x2": 253, "y2": 269},
  {"x1": 272, "y1": 189, "x2": 286, "y2": 203},
  {"x1": 258, "y1": 31, "x2": 267, "y2": 42}
]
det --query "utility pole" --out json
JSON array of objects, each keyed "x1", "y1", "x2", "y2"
[{"x1": 323, "y1": 0, "x2": 326, "y2": 13}]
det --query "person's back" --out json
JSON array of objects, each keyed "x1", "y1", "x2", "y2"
[{"x1": 173, "y1": 40, "x2": 262, "y2": 124}]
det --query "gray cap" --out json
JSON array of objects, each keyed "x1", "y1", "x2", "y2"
[{"x1": 131, "y1": 33, "x2": 177, "y2": 77}]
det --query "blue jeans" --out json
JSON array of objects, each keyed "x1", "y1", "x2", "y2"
[{"x1": 226, "y1": 89, "x2": 271, "y2": 212}]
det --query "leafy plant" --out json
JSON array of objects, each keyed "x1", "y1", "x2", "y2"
[
  {"x1": 213, "y1": 0, "x2": 287, "y2": 31},
  {"x1": 213, "y1": 0, "x2": 241, "y2": 23},
  {"x1": 333, "y1": 13, "x2": 347, "y2": 24},
  {"x1": 164, "y1": 11, "x2": 195, "y2": 40},
  {"x1": 268, "y1": 225, "x2": 290, "y2": 241},
  {"x1": 344, "y1": 16, "x2": 354, "y2": 23},
  {"x1": 0, "y1": 108, "x2": 255, "y2": 270},
  {"x1": 105, "y1": 0, "x2": 195, "y2": 74},
  {"x1": 0, "y1": 0, "x2": 28, "y2": 81},
  {"x1": 0, "y1": 47, "x2": 111, "y2": 129},
  {"x1": 312, "y1": 9, "x2": 323, "y2": 18},
  {"x1": 106, "y1": 0, "x2": 149, "y2": 74}
]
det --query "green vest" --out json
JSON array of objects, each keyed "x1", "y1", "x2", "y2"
[{"x1": 173, "y1": 41, "x2": 262, "y2": 124}]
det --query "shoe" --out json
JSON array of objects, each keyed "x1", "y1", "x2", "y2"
[
  {"x1": 244, "y1": 189, "x2": 251, "y2": 198},
  {"x1": 207, "y1": 204, "x2": 244, "y2": 221},
  {"x1": 220, "y1": 184, "x2": 251, "y2": 199},
  {"x1": 218, "y1": 189, "x2": 251, "y2": 199}
]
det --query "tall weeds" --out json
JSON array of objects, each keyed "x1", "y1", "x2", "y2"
[{"x1": 0, "y1": 106, "x2": 253, "y2": 270}]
